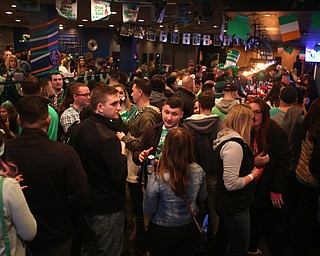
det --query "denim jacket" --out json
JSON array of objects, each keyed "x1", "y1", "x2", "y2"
[{"x1": 143, "y1": 162, "x2": 207, "y2": 227}]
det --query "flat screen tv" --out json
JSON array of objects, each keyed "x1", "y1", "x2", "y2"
[{"x1": 305, "y1": 47, "x2": 320, "y2": 62}]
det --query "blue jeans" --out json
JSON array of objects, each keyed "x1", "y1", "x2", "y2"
[
  {"x1": 223, "y1": 209, "x2": 250, "y2": 256},
  {"x1": 80, "y1": 211, "x2": 124, "y2": 256}
]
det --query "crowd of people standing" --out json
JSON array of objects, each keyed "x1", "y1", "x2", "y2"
[{"x1": 0, "y1": 46, "x2": 319, "y2": 256}]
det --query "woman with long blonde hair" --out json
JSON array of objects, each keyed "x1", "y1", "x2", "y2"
[
  {"x1": 144, "y1": 127, "x2": 207, "y2": 255},
  {"x1": 213, "y1": 104, "x2": 260, "y2": 256}
]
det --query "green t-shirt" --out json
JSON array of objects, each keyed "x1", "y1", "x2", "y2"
[{"x1": 155, "y1": 127, "x2": 169, "y2": 159}]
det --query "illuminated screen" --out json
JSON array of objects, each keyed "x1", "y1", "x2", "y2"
[{"x1": 305, "y1": 47, "x2": 320, "y2": 62}]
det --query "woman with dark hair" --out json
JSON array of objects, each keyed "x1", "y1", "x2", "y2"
[
  {"x1": 144, "y1": 127, "x2": 207, "y2": 256},
  {"x1": 293, "y1": 98, "x2": 320, "y2": 255},
  {"x1": 0, "y1": 100, "x2": 18, "y2": 137},
  {"x1": 248, "y1": 99, "x2": 290, "y2": 256},
  {"x1": 265, "y1": 81, "x2": 284, "y2": 108},
  {"x1": 213, "y1": 104, "x2": 260, "y2": 256}
]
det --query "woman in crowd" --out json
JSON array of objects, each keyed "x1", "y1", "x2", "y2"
[
  {"x1": 248, "y1": 99, "x2": 290, "y2": 256},
  {"x1": 114, "y1": 83, "x2": 138, "y2": 124},
  {"x1": 0, "y1": 100, "x2": 18, "y2": 137},
  {"x1": 77, "y1": 56, "x2": 88, "y2": 76},
  {"x1": 265, "y1": 81, "x2": 284, "y2": 108},
  {"x1": 191, "y1": 99, "x2": 200, "y2": 115},
  {"x1": 213, "y1": 104, "x2": 260, "y2": 256},
  {"x1": 0, "y1": 130, "x2": 37, "y2": 255},
  {"x1": 294, "y1": 98, "x2": 320, "y2": 255},
  {"x1": 5, "y1": 55, "x2": 23, "y2": 82},
  {"x1": 59, "y1": 58, "x2": 74, "y2": 78},
  {"x1": 144, "y1": 127, "x2": 207, "y2": 256}
]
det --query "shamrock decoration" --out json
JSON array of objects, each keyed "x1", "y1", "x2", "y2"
[
  {"x1": 314, "y1": 45, "x2": 320, "y2": 51},
  {"x1": 285, "y1": 46, "x2": 294, "y2": 54},
  {"x1": 311, "y1": 14, "x2": 320, "y2": 29},
  {"x1": 227, "y1": 15, "x2": 251, "y2": 40}
]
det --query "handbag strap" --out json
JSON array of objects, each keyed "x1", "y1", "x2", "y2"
[
  {"x1": 0, "y1": 177, "x2": 11, "y2": 256},
  {"x1": 182, "y1": 194, "x2": 204, "y2": 234}
]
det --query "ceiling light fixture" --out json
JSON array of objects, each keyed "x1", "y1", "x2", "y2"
[
  {"x1": 109, "y1": 24, "x2": 115, "y2": 27},
  {"x1": 78, "y1": 24, "x2": 84, "y2": 27},
  {"x1": 82, "y1": 19, "x2": 88, "y2": 22},
  {"x1": 6, "y1": 11, "x2": 13, "y2": 15},
  {"x1": 15, "y1": 19, "x2": 21, "y2": 22},
  {"x1": 59, "y1": 26, "x2": 63, "y2": 30},
  {"x1": 174, "y1": 29, "x2": 178, "y2": 32},
  {"x1": 111, "y1": 11, "x2": 117, "y2": 15},
  {"x1": 11, "y1": 4, "x2": 17, "y2": 8},
  {"x1": 159, "y1": 25, "x2": 164, "y2": 28},
  {"x1": 138, "y1": 19, "x2": 144, "y2": 22},
  {"x1": 213, "y1": 25, "x2": 218, "y2": 28}
]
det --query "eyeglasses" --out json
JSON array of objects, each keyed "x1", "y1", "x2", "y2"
[
  {"x1": 76, "y1": 93, "x2": 90, "y2": 97},
  {"x1": 253, "y1": 110, "x2": 262, "y2": 115}
]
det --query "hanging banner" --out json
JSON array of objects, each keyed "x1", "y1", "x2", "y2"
[
  {"x1": 133, "y1": 27, "x2": 144, "y2": 39},
  {"x1": 203, "y1": 35, "x2": 210, "y2": 46},
  {"x1": 91, "y1": 0, "x2": 111, "y2": 21},
  {"x1": 171, "y1": 32, "x2": 180, "y2": 44},
  {"x1": 220, "y1": 14, "x2": 225, "y2": 42},
  {"x1": 176, "y1": 4, "x2": 190, "y2": 23},
  {"x1": 151, "y1": 4, "x2": 166, "y2": 23},
  {"x1": 16, "y1": 0, "x2": 40, "y2": 12},
  {"x1": 122, "y1": 3, "x2": 140, "y2": 23},
  {"x1": 56, "y1": 0, "x2": 77, "y2": 20},
  {"x1": 279, "y1": 14, "x2": 301, "y2": 42},
  {"x1": 159, "y1": 31, "x2": 168, "y2": 42},
  {"x1": 182, "y1": 33, "x2": 191, "y2": 45},
  {"x1": 193, "y1": 34, "x2": 201, "y2": 46},
  {"x1": 147, "y1": 28, "x2": 156, "y2": 41}
]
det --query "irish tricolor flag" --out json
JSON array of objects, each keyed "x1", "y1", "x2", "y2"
[{"x1": 279, "y1": 14, "x2": 301, "y2": 42}]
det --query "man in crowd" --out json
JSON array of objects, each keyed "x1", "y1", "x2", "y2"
[
  {"x1": 117, "y1": 78, "x2": 161, "y2": 255},
  {"x1": 21, "y1": 75, "x2": 59, "y2": 140},
  {"x1": 50, "y1": 70, "x2": 65, "y2": 110},
  {"x1": 183, "y1": 91, "x2": 222, "y2": 239},
  {"x1": 133, "y1": 96, "x2": 184, "y2": 165},
  {"x1": 174, "y1": 75, "x2": 196, "y2": 119},
  {"x1": 60, "y1": 82, "x2": 90, "y2": 134},
  {"x1": 69, "y1": 85, "x2": 127, "y2": 256},
  {"x1": 5, "y1": 96, "x2": 88, "y2": 256},
  {"x1": 211, "y1": 83, "x2": 239, "y2": 119}
]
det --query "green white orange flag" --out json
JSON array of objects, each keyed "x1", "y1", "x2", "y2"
[{"x1": 278, "y1": 14, "x2": 300, "y2": 42}]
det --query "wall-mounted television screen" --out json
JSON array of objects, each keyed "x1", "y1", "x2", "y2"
[{"x1": 305, "y1": 47, "x2": 320, "y2": 62}]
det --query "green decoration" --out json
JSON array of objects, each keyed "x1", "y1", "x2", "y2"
[
  {"x1": 311, "y1": 14, "x2": 320, "y2": 29},
  {"x1": 285, "y1": 46, "x2": 294, "y2": 54},
  {"x1": 227, "y1": 15, "x2": 251, "y2": 40},
  {"x1": 314, "y1": 45, "x2": 320, "y2": 51}
]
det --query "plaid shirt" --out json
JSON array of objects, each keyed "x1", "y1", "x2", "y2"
[{"x1": 60, "y1": 105, "x2": 80, "y2": 133}]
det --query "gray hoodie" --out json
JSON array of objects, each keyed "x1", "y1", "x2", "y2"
[{"x1": 213, "y1": 128, "x2": 247, "y2": 191}]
